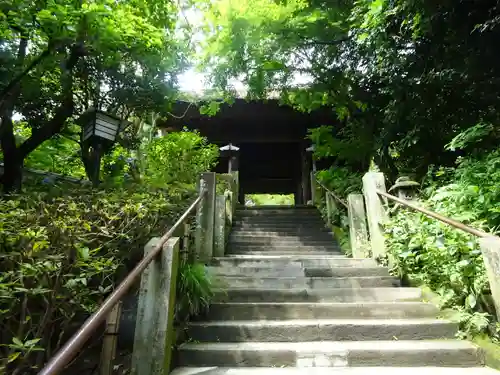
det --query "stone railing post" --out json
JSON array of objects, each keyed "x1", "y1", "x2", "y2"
[
  {"x1": 231, "y1": 171, "x2": 239, "y2": 212},
  {"x1": 479, "y1": 236, "x2": 500, "y2": 321},
  {"x1": 310, "y1": 171, "x2": 316, "y2": 205},
  {"x1": 362, "y1": 172, "x2": 388, "y2": 259},
  {"x1": 132, "y1": 237, "x2": 180, "y2": 375},
  {"x1": 214, "y1": 194, "x2": 226, "y2": 257},
  {"x1": 195, "y1": 172, "x2": 216, "y2": 263},
  {"x1": 347, "y1": 194, "x2": 370, "y2": 258},
  {"x1": 325, "y1": 194, "x2": 333, "y2": 223}
]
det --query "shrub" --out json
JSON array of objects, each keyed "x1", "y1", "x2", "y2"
[
  {"x1": 142, "y1": 129, "x2": 219, "y2": 188},
  {"x1": 0, "y1": 180, "x2": 195, "y2": 373},
  {"x1": 384, "y1": 149, "x2": 500, "y2": 340}
]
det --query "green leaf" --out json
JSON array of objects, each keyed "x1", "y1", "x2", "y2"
[
  {"x1": 8, "y1": 352, "x2": 21, "y2": 363},
  {"x1": 24, "y1": 338, "x2": 41, "y2": 347}
]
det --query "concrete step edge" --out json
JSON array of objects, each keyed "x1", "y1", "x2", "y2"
[
  {"x1": 171, "y1": 367, "x2": 500, "y2": 375},
  {"x1": 187, "y1": 318, "x2": 454, "y2": 327},
  {"x1": 179, "y1": 339, "x2": 476, "y2": 351}
]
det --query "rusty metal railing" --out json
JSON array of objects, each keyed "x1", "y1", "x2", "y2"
[
  {"x1": 376, "y1": 189, "x2": 491, "y2": 238},
  {"x1": 315, "y1": 179, "x2": 348, "y2": 209},
  {"x1": 38, "y1": 190, "x2": 206, "y2": 375}
]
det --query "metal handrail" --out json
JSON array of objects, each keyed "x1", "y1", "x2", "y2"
[
  {"x1": 38, "y1": 191, "x2": 206, "y2": 375},
  {"x1": 376, "y1": 189, "x2": 492, "y2": 238},
  {"x1": 315, "y1": 179, "x2": 348, "y2": 209}
]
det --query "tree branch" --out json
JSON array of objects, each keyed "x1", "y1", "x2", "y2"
[
  {"x1": 0, "y1": 48, "x2": 52, "y2": 103},
  {"x1": 301, "y1": 36, "x2": 351, "y2": 46},
  {"x1": 18, "y1": 44, "x2": 85, "y2": 158}
]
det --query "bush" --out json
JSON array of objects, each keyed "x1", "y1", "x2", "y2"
[
  {"x1": 0, "y1": 180, "x2": 194, "y2": 373},
  {"x1": 384, "y1": 149, "x2": 500, "y2": 340},
  {"x1": 0, "y1": 129, "x2": 220, "y2": 373},
  {"x1": 142, "y1": 129, "x2": 219, "y2": 188}
]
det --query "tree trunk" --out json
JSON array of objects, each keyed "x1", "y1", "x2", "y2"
[{"x1": 2, "y1": 152, "x2": 23, "y2": 193}]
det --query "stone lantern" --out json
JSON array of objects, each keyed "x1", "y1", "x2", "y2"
[
  {"x1": 388, "y1": 176, "x2": 420, "y2": 201},
  {"x1": 306, "y1": 145, "x2": 317, "y2": 172},
  {"x1": 219, "y1": 143, "x2": 240, "y2": 173}
]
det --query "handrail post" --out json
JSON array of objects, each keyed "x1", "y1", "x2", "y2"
[
  {"x1": 231, "y1": 171, "x2": 239, "y2": 213},
  {"x1": 131, "y1": 237, "x2": 180, "y2": 375},
  {"x1": 347, "y1": 194, "x2": 370, "y2": 258},
  {"x1": 195, "y1": 179, "x2": 205, "y2": 261},
  {"x1": 479, "y1": 236, "x2": 500, "y2": 321},
  {"x1": 195, "y1": 172, "x2": 216, "y2": 262},
  {"x1": 310, "y1": 171, "x2": 316, "y2": 205},
  {"x1": 325, "y1": 193, "x2": 333, "y2": 223},
  {"x1": 362, "y1": 172, "x2": 388, "y2": 260},
  {"x1": 99, "y1": 301, "x2": 122, "y2": 375},
  {"x1": 214, "y1": 194, "x2": 226, "y2": 257}
]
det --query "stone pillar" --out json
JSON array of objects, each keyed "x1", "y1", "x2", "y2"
[
  {"x1": 326, "y1": 194, "x2": 333, "y2": 223},
  {"x1": 195, "y1": 172, "x2": 216, "y2": 263},
  {"x1": 348, "y1": 194, "x2": 370, "y2": 258},
  {"x1": 310, "y1": 171, "x2": 317, "y2": 205},
  {"x1": 238, "y1": 184, "x2": 245, "y2": 206},
  {"x1": 132, "y1": 237, "x2": 180, "y2": 375},
  {"x1": 214, "y1": 195, "x2": 226, "y2": 257},
  {"x1": 362, "y1": 172, "x2": 388, "y2": 259},
  {"x1": 301, "y1": 147, "x2": 311, "y2": 204},
  {"x1": 479, "y1": 236, "x2": 500, "y2": 321},
  {"x1": 232, "y1": 171, "x2": 239, "y2": 212}
]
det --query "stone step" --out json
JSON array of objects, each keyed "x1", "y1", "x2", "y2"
[
  {"x1": 227, "y1": 245, "x2": 342, "y2": 253},
  {"x1": 222, "y1": 253, "x2": 345, "y2": 258},
  {"x1": 213, "y1": 276, "x2": 399, "y2": 289},
  {"x1": 211, "y1": 256, "x2": 377, "y2": 268},
  {"x1": 212, "y1": 287, "x2": 422, "y2": 303},
  {"x1": 230, "y1": 233, "x2": 335, "y2": 241},
  {"x1": 223, "y1": 254, "x2": 348, "y2": 259},
  {"x1": 234, "y1": 218, "x2": 326, "y2": 224},
  {"x1": 231, "y1": 230, "x2": 335, "y2": 236},
  {"x1": 172, "y1": 367, "x2": 500, "y2": 375},
  {"x1": 233, "y1": 225, "x2": 332, "y2": 231},
  {"x1": 186, "y1": 319, "x2": 457, "y2": 342},
  {"x1": 209, "y1": 265, "x2": 390, "y2": 278},
  {"x1": 235, "y1": 210, "x2": 322, "y2": 217},
  {"x1": 228, "y1": 239, "x2": 338, "y2": 246},
  {"x1": 205, "y1": 302, "x2": 440, "y2": 320},
  {"x1": 177, "y1": 340, "x2": 481, "y2": 367}
]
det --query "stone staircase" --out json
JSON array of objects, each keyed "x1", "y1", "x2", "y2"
[{"x1": 172, "y1": 206, "x2": 498, "y2": 375}]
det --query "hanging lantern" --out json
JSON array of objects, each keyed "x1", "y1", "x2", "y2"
[
  {"x1": 80, "y1": 109, "x2": 131, "y2": 146},
  {"x1": 78, "y1": 109, "x2": 132, "y2": 185}
]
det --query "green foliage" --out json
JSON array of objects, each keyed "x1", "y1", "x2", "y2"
[
  {"x1": 246, "y1": 194, "x2": 294, "y2": 206},
  {"x1": 7, "y1": 122, "x2": 86, "y2": 178},
  {"x1": 385, "y1": 148, "x2": 500, "y2": 339},
  {"x1": 312, "y1": 167, "x2": 361, "y2": 256},
  {"x1": 0, "y1": 181, "x2": 195, "y2": 373},
  {"x1": 192, "y1": 0, "x2": 500, "y2": 180},
  {"x1": 0, "y1": 128, "x2": 220, "y2": 372},
  {"x1": 316, "y1": 167, "x2": 362, "y2": 198},
  {"x1": 175, "y1": 261, "x2": 215, "y2": 323},
  {"x1": 0, "y1": 0, "x2": 185, "y2": 191},
  {"x1": 142, "y1": 130, "x2": 219, "y2": 188}
]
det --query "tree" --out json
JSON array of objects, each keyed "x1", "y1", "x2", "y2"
[
  {"x1": 0, "y1": 0, "x2": 184, "y2": 192},
  {"x1": 193, "y1": 0, "x2": 500, "y2": 179}
]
